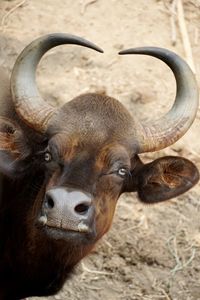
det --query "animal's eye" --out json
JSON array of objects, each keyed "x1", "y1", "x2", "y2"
[
  {"x1": 117, "y1": 168, "x2": 128, "y2": 177},
  {"x1": 44, "y1": 152, "x2": 52, "y2": 162}
]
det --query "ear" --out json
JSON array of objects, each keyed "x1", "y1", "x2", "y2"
[
  {"x1": 124, "y1": 155, "x2": 199, "y2": 203},
  {"x1": 136, "y1": 156, "x2": 199, "y2": 203},
  {"x1": 0, "y1": 118, "x2": 31, "y2": 178}
]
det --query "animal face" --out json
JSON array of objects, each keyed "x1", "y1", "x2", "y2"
[
  {"x1": 39, "y1": 136, "x2": 132, "y2": 243},
  {"x1": 30, "y1": 94, "x2": 135, "y2": 245}
]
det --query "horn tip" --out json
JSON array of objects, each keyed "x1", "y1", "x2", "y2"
[{"x1": 97, "y1": 47, "x2": 104, "y2": 53}]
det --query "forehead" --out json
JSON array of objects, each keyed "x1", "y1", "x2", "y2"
[
  {"x1": 48, "y1": 93, "x2": 136, "y2": 160},
  {"x1": 49, "y1": 133, "x2": 131, "y2": 165},
  {"x1": 49, "y1": 93, "x2": 136, "y2": 143}
]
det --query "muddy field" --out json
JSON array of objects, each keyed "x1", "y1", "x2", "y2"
[{"x1": 0, "y1": 0, "x2": 200, "y2": 299}]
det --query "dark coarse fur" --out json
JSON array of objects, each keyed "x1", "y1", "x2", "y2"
[
  {"x1": 0, "y1": 71, "x2": 84, "y2": 298},
  {"x1": 0, "y1": 134, "x2": 93, "y2": 299}
]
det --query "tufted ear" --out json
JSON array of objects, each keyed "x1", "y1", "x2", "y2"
[
  {"x1": 124, "y1": 156, "x2": 199, "y2": 203},
  {"x1": 0, "y1": 118, "x2": 31, "y2": 178}
]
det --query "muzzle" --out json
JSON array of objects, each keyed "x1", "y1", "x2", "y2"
[{"x1": 38, "y1": 187, "x2": 95, "y2": 234}]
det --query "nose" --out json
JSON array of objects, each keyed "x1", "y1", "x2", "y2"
[
  {"x1": 41, "y1": 188, "x2": 94, "y2": 232},
  {"x1": 45, "y1": 189, "x2": 91, "y2": 216}
]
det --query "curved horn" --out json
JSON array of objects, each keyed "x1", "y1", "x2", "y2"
[
  {"x1": 11, "y1": 33, "x2": 103, "y2": 133},
  {"x1": 119, "y1": 47, "x2": 199, "y2": 153}
]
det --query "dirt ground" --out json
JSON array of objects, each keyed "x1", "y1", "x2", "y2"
[{"x1": 0, "y1": 0, "x2": 200, "y2": 299}]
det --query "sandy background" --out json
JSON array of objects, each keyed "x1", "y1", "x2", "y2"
[{"x1": 0, "y1": 0, "x2": 200, "y2": 299}]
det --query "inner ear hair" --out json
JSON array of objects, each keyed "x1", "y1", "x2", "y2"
[
  {"x1": 136, "y1": 156, "x2": 199, "y2": 203},
  {"x1": 0, "y1": 117, "x2": 29, "y2": 157}
]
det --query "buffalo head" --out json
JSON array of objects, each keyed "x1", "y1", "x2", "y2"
[{"x1": 0, "y1": 33, "x2": 199, "y2": 254}]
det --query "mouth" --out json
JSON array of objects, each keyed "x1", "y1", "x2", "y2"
[
  {"x1": 36, "y1": 214, "x2": 97, "y2": 244},
  {"x1": 38, "y1": 215, "x2": 90, "y2": 233},
  {"x1": 44, "y1": 226, "x2": 96, "y2": 244}
]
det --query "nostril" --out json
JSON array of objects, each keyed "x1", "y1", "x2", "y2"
[
  {"x1": 75, "y1": 203, "x2": 90, "y2": 215},
  {"x1": 45, "y1": 194, "x2": 55, "y2": 209}
]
